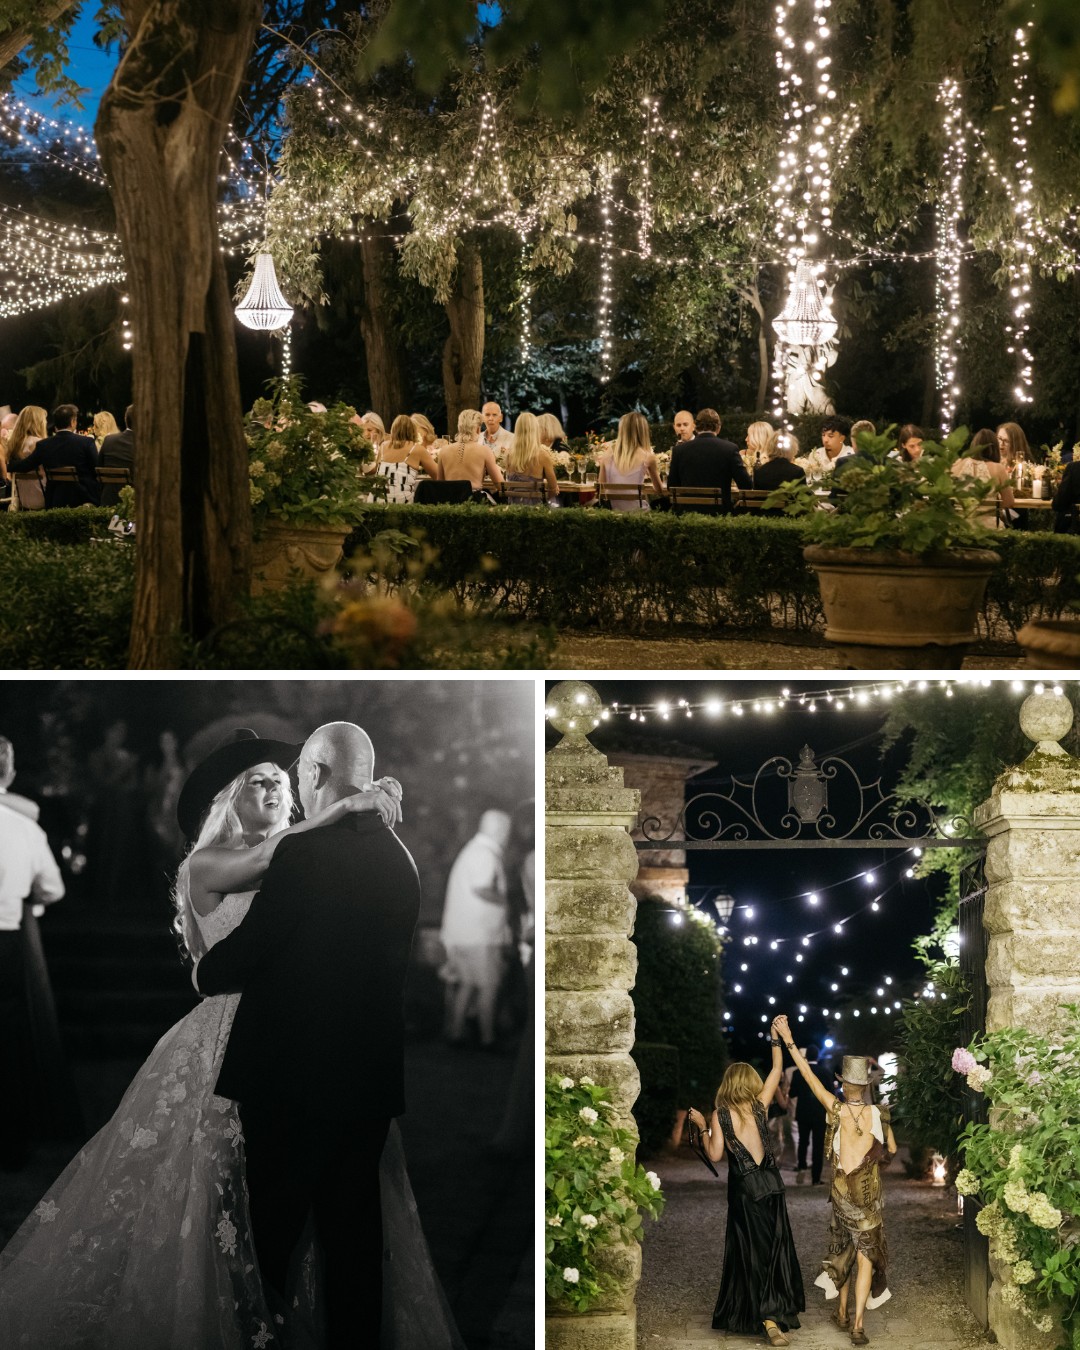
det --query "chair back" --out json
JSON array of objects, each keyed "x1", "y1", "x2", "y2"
[
  {"x1": 95, "y1": 466, "x2": 132, "y2": 488},
  {"x1": 413, "y1": 479, "x2": 473, "y2": 505},
  {"x1": 597, "y1": 482, "x2": 647, "y2": 509},
  {"x1": 668, "y1": 485, "x2": 724, "y2": 513},
  {"x1": 45, "y1": 465, "x2": 79, "y2": 485},
  {"x1": 732, "y1": 489, "x2": 774, "y2": 512},
  {"x1": 11, "y1": 470, "x2": 45, "y2": 511},
  {"x1": 501, "y1": 479, "x2": 548, "y2": 505}
]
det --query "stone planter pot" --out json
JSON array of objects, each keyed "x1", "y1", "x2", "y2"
[
  {"x1": 1016, "y1": 619, "x2": 1080, "y2": 669},
  {"x1": 250, "y1": 519, "x2": 349, "y2": 595},
  {"x1": 804, "y1": 545, "x2": 1001, "y2": 647}
]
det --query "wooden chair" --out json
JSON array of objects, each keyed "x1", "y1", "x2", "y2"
[
  {"x1": 44, "y1": 466, "x2": 79, "y2": 486},
  {"x1": 596, "y1": 482, "x2": 648, "y2": 510},
  {"x1": 732, "y1": 489, "x2": 775, "y2": 512},
  {"x1": 95, "y1": 466, "x2": 132, "y2": 490},
  {"x1": 11, "y1": 470, "x2": 45, "y2": 511},
  {"x1": 667, "y1": 485, "x2": 726, "y2": 513},
  {"x1": 501, "y1": 479, "x2": 549, "y2": 505}
]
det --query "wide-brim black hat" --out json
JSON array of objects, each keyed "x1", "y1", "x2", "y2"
[{"x1": 177, "y1": 728, "x2": 302, "y2": 842}]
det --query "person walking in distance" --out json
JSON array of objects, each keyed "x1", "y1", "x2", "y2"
[{"x1": 789, "y1": 1043, "x2": 828, "y2": 1184}]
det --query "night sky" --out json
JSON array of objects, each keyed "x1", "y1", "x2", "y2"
[{"x1": 546, "y1": 676, "x2": 1057, "y2": 1064}]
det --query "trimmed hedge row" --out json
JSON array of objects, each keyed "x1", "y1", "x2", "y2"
[{"x1": 350, "y1": 503, "x2": 1080, "y2": 637}]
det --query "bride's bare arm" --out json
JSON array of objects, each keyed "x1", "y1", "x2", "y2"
[
  {"x1": 774, "y1": 1014, "x2": 837, "y2": 1112},
  {"x1": 687, "y1": 1106, "x2": 726, "y2": 1162},
  {"x1": 188, "y1": 778, "x2": 402, "y2": 912},
  {"x1": 758, "y1": 1026, "x2": 784, "y2": 1107}
]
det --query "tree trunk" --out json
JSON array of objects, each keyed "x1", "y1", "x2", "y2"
[
  {"x1": 0, "y1": 0, "x2": 77, "y2": 72},
  {"x1": 359, "y1": 231, "x2": 407, "y2": 422},
  {"x1": 96, "y1": 0, "x2": 260, "y2": 668},
  {"x1": 921, "y1": 347, "x2": 937, "y2": 430},
  {"x1": 740, "y1": 271, "x2": 770, "y2": 414},
  {"x1": 441, "y1": 239, "x2": 484, "y2": 430}
]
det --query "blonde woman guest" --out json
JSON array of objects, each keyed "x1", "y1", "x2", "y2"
[
  {"x1": 92, "y1": 410, "x2": 120, "y2": 446},
  {"x1": 778, "y1": 1020, "x2": 897, "y2": 1347},
  {"x1": 504, "y1": 411, "x2": 558, "y2": 504},
  {"x1": 437, "y1": 409, "x2": 504, "y2": 491},
  {"x1": 996, "y1": 420, "x2": 1031, "y2": 468},
  {"x1": 357, "y1": 411, "x2": 388, "y2": 453},
  {"x1": 536, "y1": 412, "x2": 571, "y2": 456},
  {"x1": 410, "y1": 413, "x2": 448, "y2": 458},
  {"x1": 5, "y1": 405, "x2": 47, "y2": 510},
  {"x1": 372, "y1": 414, "x2": 440, "y2": 504},
  {"x1": 952, "y1": 427, "x2": 1015, "y2": 528},
  {"x1": 744, "y1": 420, "x2": 776, "y2": 471},
  {"x1": 598, "y1": 411, "x2": 663, "y2": 512},
  {"x1": 687, "y1": 1020, "x2": 805, "y2": 1347}
]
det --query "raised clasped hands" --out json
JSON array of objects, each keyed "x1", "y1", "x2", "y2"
[
  {"x1": 346, "y1": 775, "x2": 403, "y2": 828},
  {"x1": 772, "y1": 1014, "x2": 791, "y2": 1043}
]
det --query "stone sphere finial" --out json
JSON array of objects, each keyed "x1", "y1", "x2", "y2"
[
  {"x1": 546, "y1": 681, "x2": 603, "y2": 742},
  {"x1": 1019, "y1": 689, "x2": 1074, "y2": 756}
]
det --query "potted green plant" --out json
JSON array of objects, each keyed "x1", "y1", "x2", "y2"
[
  {"x1": 246, "y1": 378, "x2": 374, "y2": 594},
  {"x1": 767, "y1": 427, "x2": 1002, "y2": 650}
]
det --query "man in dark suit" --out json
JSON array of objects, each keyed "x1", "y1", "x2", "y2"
[
  {"x1": 11, "y1": 404, "x2": 99, "y2": 507},
  {"x1": 666, "y1": 407, "x2": 751, "y2": 512},
  {"x1": 194, "y1": 722, "x2": 421, "y2": 1348},
  {"x1": 98, "y1": 404, "x2": 135, "y2": 507},
  {"x1": 789, "y1": 1043, "x2": 829, "y2": 1184}
]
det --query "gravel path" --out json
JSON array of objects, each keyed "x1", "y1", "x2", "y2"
[{"x1": 637, "y1": 1150, "x2": 994, "y2": 1349}]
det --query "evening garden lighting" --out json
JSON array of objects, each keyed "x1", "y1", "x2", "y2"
[
  {"x1": 935, "y1": 78, "x2": 966, "y2": 434},
  {"x1": 234, "y1": 252, "x2": 294, "y2": 331},
  {"x1": 1006, "y1": 21, "x2": 1036, "y2": 405}
]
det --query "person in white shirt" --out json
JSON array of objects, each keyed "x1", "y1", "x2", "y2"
[
  {"x1": 479, "y1": 401, "x2": 515, "y2": 457},
  {"x1": 803, "y1": 416, "x2": 854, "y2": 478},
  {"x1": 0, "y1": 736, "x2": 64, "y2": 1167},
  {"x1": 439, "y1": 808, "x2": 512, "y2": 1048}
]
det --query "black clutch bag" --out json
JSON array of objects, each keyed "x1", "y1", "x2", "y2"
[
  {"x1": 686, "y1": 1113, "x2": 719, "y2": 1177},
  {"x1": 741, "y1": 1166, "x2": 786, "y2": 1202}
]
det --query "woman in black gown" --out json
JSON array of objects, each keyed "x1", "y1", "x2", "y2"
[{"x1": 688, "y1": 1017, "x2": 805, "y2": 1347}]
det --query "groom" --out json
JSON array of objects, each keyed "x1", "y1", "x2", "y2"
[{"x1": 194, "y1": 722, "x2": 421, "y2": 1347}]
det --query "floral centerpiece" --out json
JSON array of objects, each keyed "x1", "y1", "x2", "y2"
[
  {"x1": 951, "y1": 1008, "x2": 1080, "y2": 1343},
  {"x1": 545, "y1": 1074, "x2": 665, "y2": 1312},
  {"x1": 246, "y1": 377, "x2": 374, "y2": 532}
]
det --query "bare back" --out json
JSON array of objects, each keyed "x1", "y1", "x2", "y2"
[
  {"x1": 440, "y1": 439, "x2": 501, "y2": 489},
  {"x1": 725, "y1": 1102, "x2": 767, "y2": 1165}
]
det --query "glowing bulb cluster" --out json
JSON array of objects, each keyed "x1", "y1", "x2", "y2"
[
  {"x1": 1005, "y1": 23, "x2": 1036, "y2": 405},
  {"x1": 597, "y1": 158, "x2": 616, "y2": 384},
  {"x1": 935, "y1": 78, "x2": 966, "y2": 434}
]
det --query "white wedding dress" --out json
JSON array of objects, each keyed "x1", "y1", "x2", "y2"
[{"x1": 0, "y1": 892, "x2": 463, "y2": 1350}]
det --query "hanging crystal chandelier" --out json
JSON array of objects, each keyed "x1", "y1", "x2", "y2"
[
  {"x1": 772, "y1": 260, "x2": 837, "y2": 348},
  {"x1": 235, "y1": 252, "x2": 293, "y2": 331}
]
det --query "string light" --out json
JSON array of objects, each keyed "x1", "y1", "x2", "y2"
[
  {"x1": 1005, "y1": 22, "x2": 1036, "y2": 406},
  {"x1": 935, "y1": 78, "x2": 966, "y2": 434},
  {"x1": 597, "y1": 157, "x2": 615, "y2": 384}
]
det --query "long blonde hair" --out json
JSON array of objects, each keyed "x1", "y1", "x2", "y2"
[
  {"x1": 537, "y1": 412, "x2": 565, "y2": 445},
  {"x1": 714, "y1": 1061, "x2": 764, "y2": 1112},
  {"x1": 411, "y1": 413, "x2": 437, "y2": 445},
  {"x1": 507, "y1": 411, "x2": 543, "y2": 473},
  {"x1": 457, "y1": 408, "x2": 483, "y2": 442},
  {"x1": 387, "y1": 414, "x2": 418, "y2": 456},
  {"x1": 746, "y1": 421, "x2": 776, "y2": 460},
  {"x1": 171, "y1": 764, "x2": 294, "y2": 962},
  {"x1": 7, "y1": 405, "x2": 47, "y2": 465},
  {"x1": 93, "y1": 410, "x2": 120, "y2": 442},
  {"x1": 612, "y1": 411, "x2": 652, "y2": 473}
]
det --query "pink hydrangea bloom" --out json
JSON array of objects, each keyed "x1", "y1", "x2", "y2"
[{"x1": 952, "y1": 1047, "x2": 978, "y2": 1075}]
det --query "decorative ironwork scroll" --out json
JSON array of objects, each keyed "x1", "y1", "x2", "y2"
[{"x1": 637, "y1": 745, "x2": 978, "y2": 849}]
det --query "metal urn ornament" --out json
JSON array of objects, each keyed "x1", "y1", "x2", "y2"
[
  {"x1": 235, "y1": 253, "x2": 293, "y2": 332},
  {"x1": 772, "y1": 260, "x2": 838, "y2": 349}
]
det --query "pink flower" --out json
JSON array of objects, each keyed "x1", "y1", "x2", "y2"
[{"x1": 952, "y1": 1047, "x2": 978, "y2": 1075}]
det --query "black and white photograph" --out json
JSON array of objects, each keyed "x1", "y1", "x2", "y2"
[{"x1": 0, "y1": 677, "x2": 534, "y2": 1350}]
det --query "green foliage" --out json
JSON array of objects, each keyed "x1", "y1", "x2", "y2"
[
  {"x1": 895, "y1": 962, "x2": 971, "y2": 1170},
  {"x1": 545, "y1": 1074, "x2": 665, "y2": 1312},
  {"x1": 246, "y1": 377, "x2": 374, "y2": 529},
  {"x1": 767, "y1": 427, "x2": 1001, "y2": 555},
  {"x1": 630, "y1": 899, "x2": 728, "y2": 1149},
  {"x1": 954, "y1": 1008, "x2": 1080, "y2": 1342}
]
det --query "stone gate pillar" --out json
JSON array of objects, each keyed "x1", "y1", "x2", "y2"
[
  {"x1": 546, "y1": 681, "x2": 643, "y2": 1350},
  {"x1": 973, "y1": 689, "x2": 1080, "y2": 1350}
]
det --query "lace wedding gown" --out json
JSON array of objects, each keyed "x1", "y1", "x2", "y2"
[{"x1": 0, "y1": 892, "x2": 463, "y2": 1350}]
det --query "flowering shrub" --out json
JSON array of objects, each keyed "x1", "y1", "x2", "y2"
[
  {"x1": 246, "y1": 377, "x2": 374, "y2": 529},
  {"x1": 545, "y1": 1075, "x2": 665, "y2": 1313},
  {"x1": 953, "y1": 1007, "x2": 1080, "y2": 1342}
]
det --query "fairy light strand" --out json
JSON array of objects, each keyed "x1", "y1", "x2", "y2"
[
  {"x1": 935, "y1": 78, "x2": 966, "y2": 434},
  {"x1": 1006, "y1": 22, "x2": 1036, "y2": 406}
]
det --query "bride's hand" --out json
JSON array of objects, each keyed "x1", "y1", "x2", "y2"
[
  {"x1": 345, "y1": 777, "x2": 403, "y2": 827},
  {"x1": 687, "y1": 1107, "x2": 707, "y2": 1130}
]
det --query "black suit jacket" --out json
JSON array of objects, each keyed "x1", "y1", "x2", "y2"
[
  {"x1": 788, "y1": 1063, "x2": 828, "y2": 1122},
  {"x1": 14, "y1": 430, "x2": 99, "y2": 507},
  {"x1": 666, "y1": 434, "x2": 751, "y2": 511},
  {"x1": 196, "y1": 815, "x2": 421, "y2": 1119},
  {"x1": 753, "y1": 458, "x2": 806, "y2": 490},
  {"x1": 98, "y1": 430, "x2": 135, "y2": 506}
]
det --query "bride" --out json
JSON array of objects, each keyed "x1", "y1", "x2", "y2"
[{"x1": 0, "y1": 729, "x2": 462, "y2": 1350}]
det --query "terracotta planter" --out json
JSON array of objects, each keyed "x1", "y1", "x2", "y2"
[
  {"x1": 250, "y1": 519, "x2": 349, "y2": 595},
  {"x1": 804, "y1": 545, "x2": 1001, "y2": 647},
  {"x1": 1016, "y1": 619, "x2": 1080, "y2": 669}
]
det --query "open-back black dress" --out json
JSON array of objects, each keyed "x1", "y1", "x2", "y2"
[{"x1": 711, "y1": 1099, "x2": 805, "y2": 1334}]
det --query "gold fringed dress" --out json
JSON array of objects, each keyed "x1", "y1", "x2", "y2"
[{"x1": 813, "y1": 1102, "x2": 894, "y2": 1310}]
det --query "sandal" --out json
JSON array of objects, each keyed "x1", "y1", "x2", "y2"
[
  {"x1": 763, "y1": 1325, "x2": 791, "y2": 1348},
  {"x1": 832, "y1": 1309, "x2": 852, "y2": 1331},
  {"x1": 850, "y1": 1329, "x2": 869, "y2": 1346}
]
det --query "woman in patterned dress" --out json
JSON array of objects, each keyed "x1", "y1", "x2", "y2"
[{"x1": 371, "y1": 415, "x2": 440, "y2": 503}]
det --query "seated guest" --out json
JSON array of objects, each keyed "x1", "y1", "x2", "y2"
[
  {"x1": 92, "y1": 410, "x2": 120, "y2": 446},
  {"x1": 480, "y1": 401, "x2": 515, "y2": 458},
  {"x1": 754, "y1": 429, "x2": 806, "y2": 490},
  {"x1": 9, "y1": 404, "x2": 98, "y2": 507},
  {"x1": 505, "y1": 411, "x2": 559, "y2": 504},
  {"x1": 437, "y1": 409, "x2": 504, "y2": 492},
  {"x1": 666, "y1": 407, "x2": 750, "y2": 512},
  {"x1": 370, "y1": 414, "x2": 439, "y2": 504},
  {"x1": 849, "y1": 419, "x2": 876, "y2": 452},
  {"x1": 744, "y1": 419, "x2": 776, "y2": 471},
  {"x1": 896, "y1": 423, "x2": 924, "y2": 463},
  {"x1": 598, "y1": 411, "x2": 664, "y2": 512},
  {"x1": 954, "y1": 427, "x2": 1015, "y2": 529},
  {"x1": 1053, "y1": 451, "x2": 1080, "y2": 533},
  {"x1": 411, "y1": 413, "x2": 448, "y2": 458},
  {"x1": 804, "y1": 415, "x2": 854, "y2": 477},
  {"x1": 356, "y1": 411, "x2": 388, "y2": 453},
  {"x1": 537, "y1": 412, "x2": 571, "y2": 458},
  {"x1": 4, "y1": 406, "x2": 47, "y2": 510},
  {"x1": 672, "y1": 409, "x2": 696, "y2": 443},
  {"x1": 997, "y1": 420, "x2": 1032, "y2": 469},
  {"x1": 98, "y1": 404, "x2": 136, "y2": 507}
]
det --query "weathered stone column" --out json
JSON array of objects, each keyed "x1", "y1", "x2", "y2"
[
  {"x1": 606, "y1": 750, "x2": 716, "y2": 905},
  {"x1": 973, "y1": 689, "x2": 1080, "y2": 1350},
  {"x1": 546, "y1": 681, "x2": 642, "y2": 1350}
]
